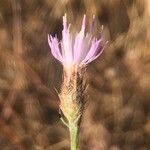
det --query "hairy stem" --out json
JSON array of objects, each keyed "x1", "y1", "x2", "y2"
[{"x1": 69, "y1": 124, "x2": 79, "y2": 150}]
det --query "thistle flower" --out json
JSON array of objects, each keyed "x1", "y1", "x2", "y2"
[
  {"x1": 48, "y1": 14, "x2": 106, "y2": 71},
  {"x1": 48, "y1": 14, "x2": 107, "y2": 150}
]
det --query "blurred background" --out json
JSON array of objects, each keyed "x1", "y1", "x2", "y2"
[{"x1": 0, "y1": 0, "x2": 150, "y2": 149}]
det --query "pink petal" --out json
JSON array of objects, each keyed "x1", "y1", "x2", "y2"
[
  {"x1": 81, "y1": 38, "x2": 101, "y2": 63},
  {"x1": 73, "y1": 15, "x2": 87, "y2": 63},
  {"x1": 90, "y1": 15, "x2": 95, "y2": 33},
  {"x1": 48, "y1": 35, "x2": 63, "y2": 62}
]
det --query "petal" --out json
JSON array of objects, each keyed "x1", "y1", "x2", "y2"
[
  {"x1": 62, "y1": 30, "x2": 73, "y2": 65},
  {"x1": 90, "y1": 15, "x2": 95, "y2": 33},
  {"x1": 62, "y1": 13, "x2": 68, "y2": 40},
  {"x1": 81, "y1": 38, "x2": 101, "y2": 63},
  {"x1": 84, "y1": 46, "x2": 104, "y2": 64},
  {"x1": 63, "y1": 14, "x2": 67, "y2": 31},
  {"x1": 83, "y1": 40, "x2": 108, "y2": 64},
  {"x1": 61, "y1": 14, "x2": 74, "y2": 65},
  {"x1": 73, "y1": 33, "x2": 82, "y2": 61},
  {"x1": 73, "y1": 15, "x2": 87, "y2": 64},
  {"x1": 74, "y1": 34, "x2": 92, "y2": 64},
  {"x1": 81, "y1": 14, "x2": 86, "y2": 35},
  {"x1": 48, "y1": 35, "x2": 63, "y2": 62}
]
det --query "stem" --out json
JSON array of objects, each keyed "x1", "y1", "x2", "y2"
[{"x1": 69, "y1": 124, "x2": 79, "y2": 150}]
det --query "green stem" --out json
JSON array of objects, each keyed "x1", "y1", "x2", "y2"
[{"x1": 69, "y1": 124, "x2": 79, "y2": 150}]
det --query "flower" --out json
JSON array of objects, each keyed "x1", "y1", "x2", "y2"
[{"x1": 48, "y1": 14, "x2": 106, "y2": 69}]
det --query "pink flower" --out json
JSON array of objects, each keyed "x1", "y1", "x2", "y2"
[{"x1": 48, "y1": 14, "x2": 106, "y2": 69}]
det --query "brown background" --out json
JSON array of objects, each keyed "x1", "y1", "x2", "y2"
[{"x1": 0, "y1": 0, "x2": 150, "y2": 149}]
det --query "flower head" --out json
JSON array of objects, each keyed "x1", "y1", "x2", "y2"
[{"x1": 48, "y1": 14, "x2": 106, "y2": 70}]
